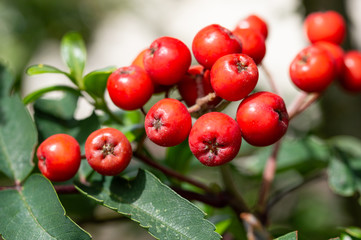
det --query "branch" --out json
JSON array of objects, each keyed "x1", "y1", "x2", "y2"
[
  {"x1": 133, "y1": 151, "x2": 213, "y2": 193},
  {"x1": 260, "y1": 63, "x2": 280, "y2": 96},
  {"x1": 188, "y1": 92, "x2": 217, "y2": 113},
  {"x1": 255, "y1": 140, "x2": 282, "y2": 223},
  {"x1": 288, "y1": 92, "x2": 321, "y2": 120}
]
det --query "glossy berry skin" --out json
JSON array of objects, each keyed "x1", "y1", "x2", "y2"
[
  {"x1": 143, "y1": 36, "x2": 192, "y2": 85},
  {"x1": 289, "y1": 45, "x2": 336, "y2": 92},
  {"x1": 145, "y1": 98, "x2": 192, "y2": 147},
  {"x1": 107, "y1": 65, "x2": 154, "y2": 110},
  {"x1": 314, "y1": 41, "x2": 344, "y2": 77},
  {"x1": 188, "y1": 112, "x2": 242, "y2": 166},
  {"x1": 210, "y1": 53, "x2": 259, "y2": 101},
  {"x1": 232, "y1": 28, "x2": 266, "y2": 65},
  {"x1": 236, "y1": 91, "x2": 289, "y2": 147},
  {"x1": 235, "y1": 14, "x2": 268, "y2": 39},
  {"x1": 304, "y1": 11, "x2": 346, "y2": 44},
  {"x1": 85, "y1": 128, "x2": 132, "y2": 176},
  {"x1": 37, "y1": 134, "x2": 81, "y2": 182},
  {"x1": 339, "y1": 51, "x2": 361, "y2": 92},
  {"x1": 177, "y1": 65, "x2": 221, "y2": 107},
  {"x1": 192, "y1": 24, "x2": 242, "y2": 69}
]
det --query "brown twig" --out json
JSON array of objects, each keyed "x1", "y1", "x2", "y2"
[
  {"x1": 133, "y1": 151, "x2": 212, "y2": 193},
  {"x1": 260, "y1": 63, "x2": 280, "y2": 96},
  {"x1": 256, "y1": 140, "x2": 282, "y2": 223},
  {"x1": 288, "y1": 92, "x2": 321, "y2": 120},
  {"x1": 187, "y1": 92, "x2": 217, "y2": 114}
]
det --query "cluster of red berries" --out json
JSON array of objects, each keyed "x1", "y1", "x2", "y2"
[
  {"x1": 290, "y1": 10, "x2": 361, "y2": 93},
  {"x1": 36, "y1": 10, "x2": 361, "y2": 182}
]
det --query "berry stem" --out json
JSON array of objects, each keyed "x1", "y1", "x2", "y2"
[
  {"x1": 188, "y1": 92, "x2": 217, "y2": 113},
  {"x1": 260, "y1": 63, "x2": 280, "y2": 96},
  {"x1": 288, "y1": 92, "x2": 321, "y2": 120}
]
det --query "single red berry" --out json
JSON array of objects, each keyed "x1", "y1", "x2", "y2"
[
  {"x1": 107, "y1": 65, "x2": 154, "y2": 110},
  {"x1": 236, "y1": 91, "x2": 289, "y2": 147},
  {"x1": 85, "y1": 128, "x2": 132, "y2": 176},
  {"x1": 210, "y1": 53, "x2": 259, "y2": 101},
  {"x1": 37, "y1": 134, "x2": 81, "y2": 182},
  {"x1": 232, "y1": 28, "x2": 266, "y2": 65},
  {"x1": 314, "y1": 41, "x2": 345, "y2": 78},
  {"x1": 177, "y1": 65, "x2": 222, "y2": 108},
  {"x1": 289, "y1": 45, "x2": 336, "y2": 92},
  {"x1": 145, "y1": 98, "x2": 192, "y2": 147},
  {"x1": 304, "y1": 10, "x2": 346, "y2": 44},
  {"x1": 235, "y1": 14, "x2": 268, "y2": 39},
  {"x1": 192, "y1": 24, "x2": 242, "y2": 69},
  {"x1": 188, "y1": 112, "x2": 242, "y2": 166},
  {"x1": 339, "y1": 50, "x2": 361, "y2": 92},
  {"x1": 131, "y1": 48, "x2": 173, "y2": 94},
  {"x1": 143, "y1": 36, "x2": 192, "y2": 85}
]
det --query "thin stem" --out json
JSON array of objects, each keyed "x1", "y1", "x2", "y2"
[
  {"x1": 140, "y1": 107, "x2": 147, "y2": 117},
  {"x1": 188, "y1": 92, "x2": 217, "y2": 114},
  {"x1": 260, "y1": 63, "x2": 280, "y2": 96},
  {"x1": 99, "y1": 100, "x2": 124, "y2": 125},
  {"x1": 133, "y1": 151, "x2": 212, "y2": 193},
  {"x1": 256, "y1": 140, "x2": 282, "y2": 220},
  {"x1": 289, "y1": 92, "x2": 321, "y2": 120},
  {"x1": 220, "y1": 164, "x2": 250, "y2": 213}
]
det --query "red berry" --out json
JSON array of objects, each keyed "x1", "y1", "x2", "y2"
[
  {"x1": 131, "y1": 49, "x2": 147, "y2": 69},
  {"x1": 304, "y1": 10, "x2": 346, "y2": 44},
  {"x1": 107, "y1": 65, "x2": 154, "y2": 110},
  {"x1": 177, "y1": 65, "x2": 222, "y2": 108},
  {"x1": 188, "y1": 112, "x2": 242, "y2": 166},
  {"x1": 210, "y1": 53, "x2": 259, "y2": 101},
  {"x1": 37, "y1": 134, "x2": 81, "y2": 182},
  {"x1": 145, "y1": 98, "x2": 192, "y2": 147},
  {"x1": 232, "y1": 28, "x2": 266, "y2": 65},
  {"x1": 85, "y1": 128, "x2": 132, "y2": 176},
  {"x1": 236, "y1": 91, "x2": 289, "y2": 147},
  {"x1": 144, "y1": 36, "x2": 192, "y2": 85},
  {"x1": 192, "y1": 24, "x2": 242, "y2": 69},
  {"x1": 235, "y1": 14, "x2": 268, "y2": 39},
  {"x1": 313, "y1": 41, "x2": 345, "y2": 78},
  {"x1": 289, "y1": 45, "x2": 336, "y2": 92},
  {"x1": 339, "y1": 50, "x2": 361, "y2": 92}
]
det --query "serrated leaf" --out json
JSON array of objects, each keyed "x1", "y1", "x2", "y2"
[
  {"x1": 23, "y1": 85, "x2": 81, "y2": 105},
  {"x1": 75, "y1": 169, "x2": 221, "y2": 240},
  {"x1": 275, "y1": 231, "x2": 298, "y2": 240},
  {"x1": 26, "y1": 64, "x2": 68, "y2": 76},
  {"x1": 61, "y1": 32, "x2": 86, "y2": 86},
  {"x1": 243, "y1": 136, "x2": 329, "y2": 177},
  {"x1": 0, "y1": 174, "x2": 91, "y2": 240},
  {"x1": 0, "y1": 65, "x2": 37, "y2": 182},
  {"x1": 83, "y1": 66, "x2": 116, "y2": 98}
]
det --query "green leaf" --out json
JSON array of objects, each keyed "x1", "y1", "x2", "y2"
[
  {"x1": 23, "y1": 85, "x2": 82, "y2": 105},
  {"x1": 61, "y1": 32, "x2": 86, "y2": 87},
  {"x1": 26, "y1": 64, "x2": 69, "y2": 76},
  {"x1": 243, "y1": 136, "x2": 329, "y2": 177},
  {"x1": 0, "y1": 174, "x2": 91, "y2": 240},
  {"x1": 75, "y1": 169, "x2": 221, "y2": 240},
  {"x1": 165, "y1": 139, "x2": 193, "y2": 173},
  {"x1": 0, "y1": 65, "x2": 37, "y2": 182},
  {"x1": 275, "y1": 231, "x2": 298, "y2": 240},
  {"x1": 344, "y1": 226, "x2": 361, "y2": 238},
  {"x1": 84, "y1": 66, "x2": 116, "y2": 98}
]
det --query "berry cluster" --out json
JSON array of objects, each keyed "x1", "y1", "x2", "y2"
[{"x1": 36, "y1": 10, "x2": 361, "y2": 181}]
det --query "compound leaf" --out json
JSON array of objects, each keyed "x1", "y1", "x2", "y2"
[
  {"x1": 0, "y1": 64, "x2": 36, "y2": 182},
  {"x1": 0, "y1": 174, "x2": 91, "y2": 240},
  {"x1": 75, "y1": 169, "x2": 221, "y2": 240}
]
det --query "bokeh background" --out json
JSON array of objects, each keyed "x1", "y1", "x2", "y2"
[{"x1": 1, "y1": 0, "x2": 361, "y2": 239}]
